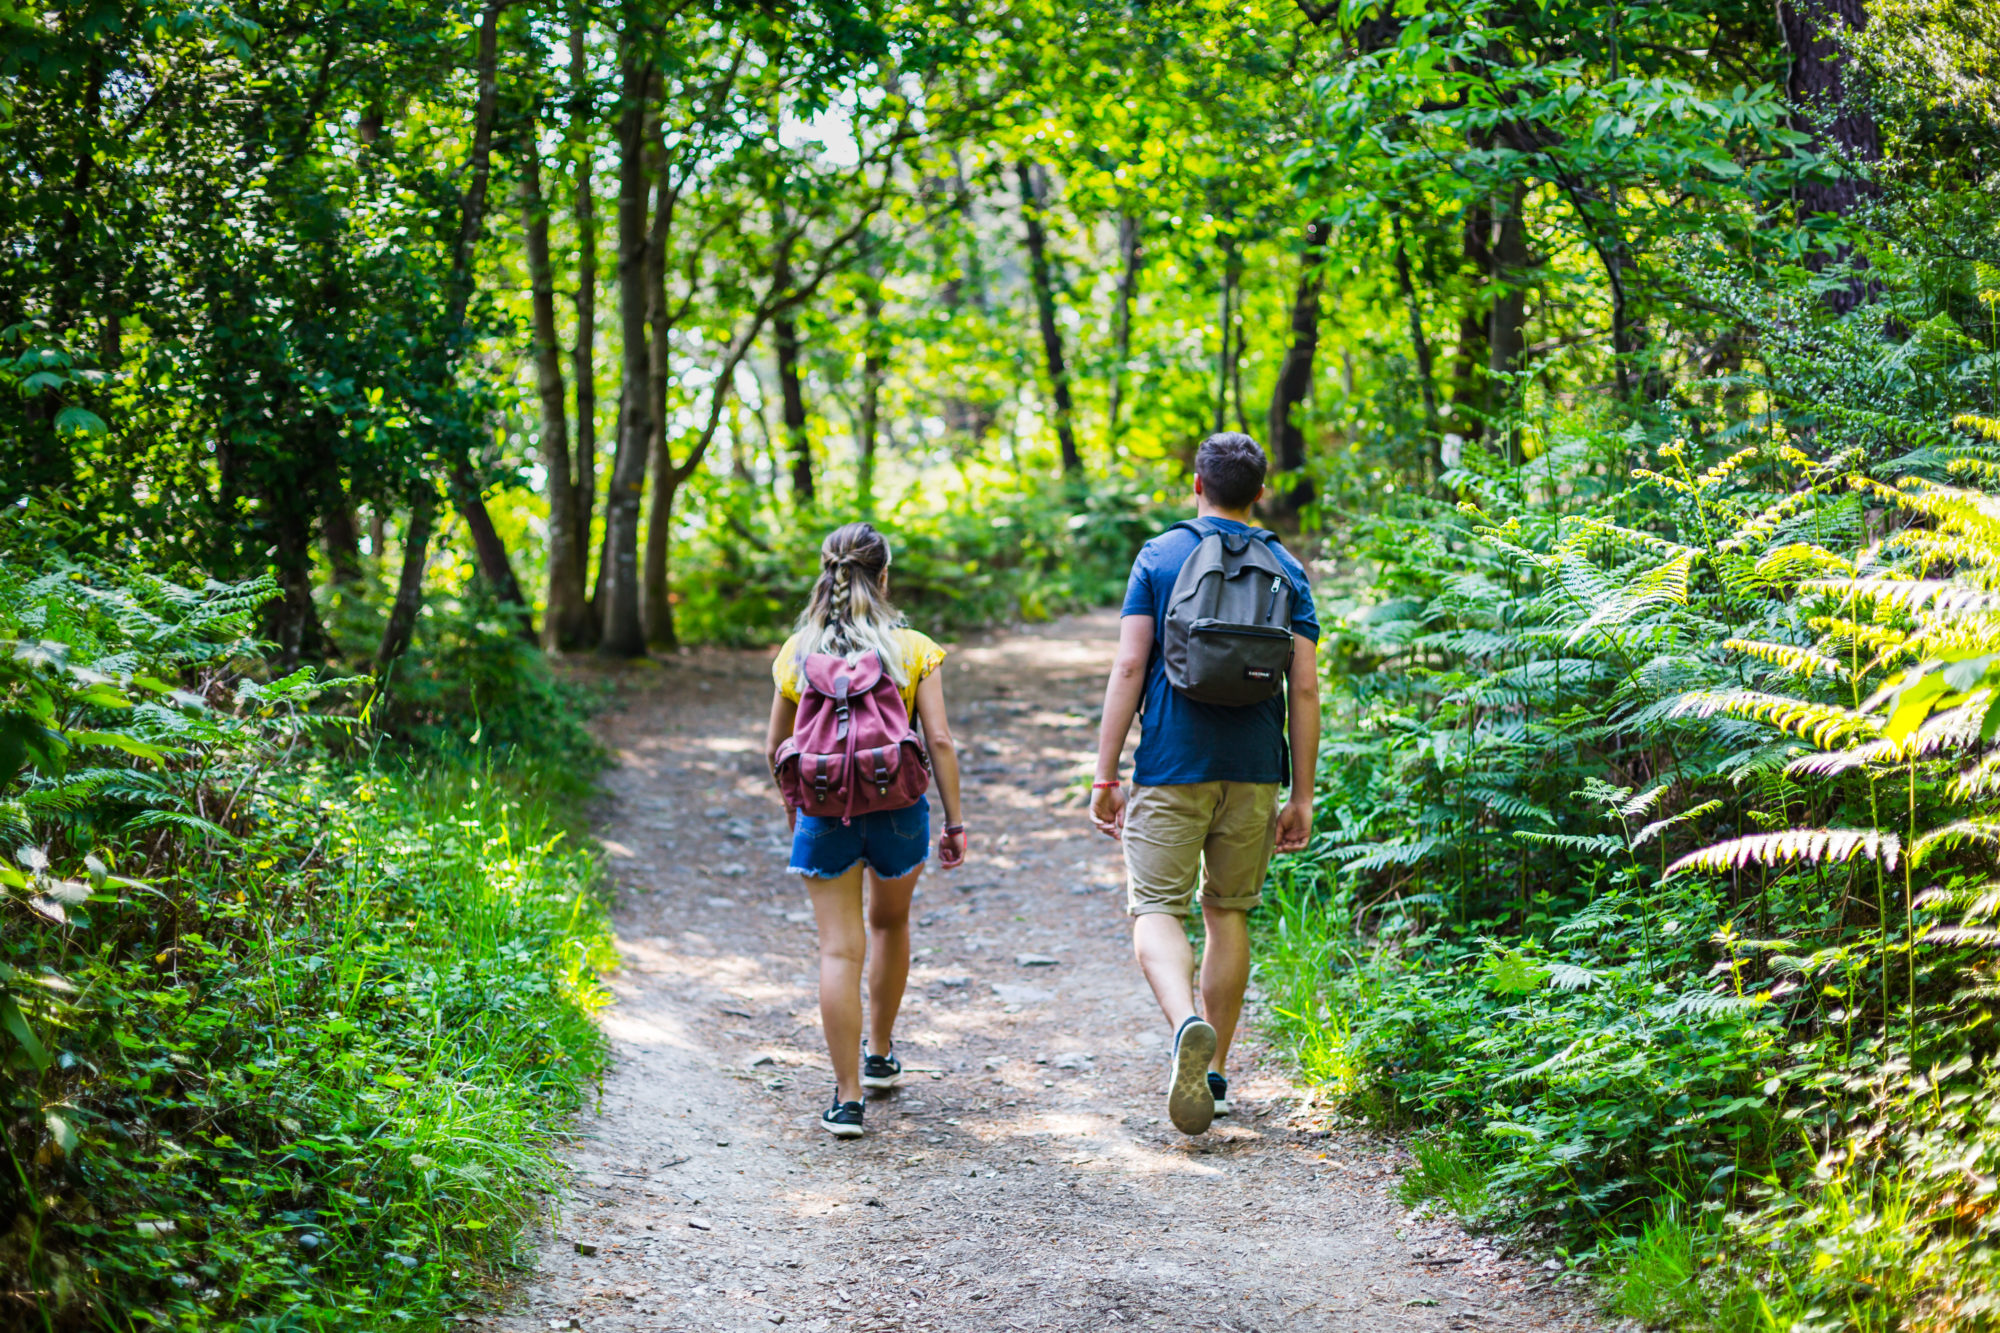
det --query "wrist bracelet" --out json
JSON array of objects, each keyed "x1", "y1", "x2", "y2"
[
  {"x1": 1091, "y1": 780, "x2": 1122, "y2": 790},
  {"x1": 943, "y1": 823, "x2": 966, "y2": 836}
]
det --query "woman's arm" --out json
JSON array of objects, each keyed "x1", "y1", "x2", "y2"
[
  {"x1": 913, "y1": 668, "x2": 966, "y2": 867},
  {"x1": 765, "y1": 688, "x2": 798, "y2": 776}
]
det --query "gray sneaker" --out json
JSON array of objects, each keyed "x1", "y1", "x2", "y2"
[{"x1": 1166, "y1": 1017, "x2": 1217, "y2": 1136}]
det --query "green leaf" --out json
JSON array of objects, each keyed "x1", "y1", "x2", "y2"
[
  {"x1": 53, "y1": 405, "x2": 107, "y2": 437},
  {"x1": 69, "y1": 730, "x2": 166, "y2": 762},
  {"x1": 0, "y1": 994, "x2": 49, "y2": 1069}
]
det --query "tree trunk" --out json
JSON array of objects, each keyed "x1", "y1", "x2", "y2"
[
  {"x1": 775, "y1": 311, "x2": 812, "y2": 503},
  {"x1": 1108, "y1": 211, "x2": 1140, "y2": 449},
  {"x1": 1778, "y1": 0, "x2": 1880, "y2": 311},
  {"x1": 1389, "y1": 212, "x2": 1443, "y2": 484},
  {"x1": 1486, "y1": 182, "x2": 1529, "y2": 448},
  {"x1": 1450, "y1": 201, "x2": 1492, "y2": 432},
  {"x1": 455, "y1": 470, "x2": 534, "y2": 639},
  {"x1": 371, "y1": 0, "x2": 505, "y2": 678},
  {"x1": 375, "y1": 498, "x2": 435, "y2": 681},
  {"x1": 1017, "y1": 161, "x2": 1081, "y2": 476},
  {"x1": 1213, "y1": 247, "x2": 1233, "y2": 434},
  {"x1": 856, "y1": 263, "x2": 887, "y2": 513},
  {"x1": 323, "y1": 501, "x2": 364, "y2": 586},
  {"x1": 568, "y1": 12, "x2": 600, "y2": 639},
  {"x1": 524, "y1": 132, "x2": 590, "y2": 652},
  {"x1": 596, "y1": 49, "x2": 654, "y2": 659},
  {"x1": 1267, "y1": 220, "x2": 1326, "y2": 508},
  {"x1": 642, "y1": 127, "x2": 678, "y2": 649}
]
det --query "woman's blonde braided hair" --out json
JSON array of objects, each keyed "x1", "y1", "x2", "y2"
[{"x1": 792, "y1": 522, "x2": 909, "y2": 687}]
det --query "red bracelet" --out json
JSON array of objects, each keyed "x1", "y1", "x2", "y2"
[{"x1": 1092, "y1": 780, "x2": 1122, "y2": 789}]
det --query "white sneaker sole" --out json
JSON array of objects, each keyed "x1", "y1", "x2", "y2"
[
  {"x1": 860, "y1": 1072, "x2": 900, "y2": 1090},
  {"x1": 821, "y1": 1118, "x2": 864, "y2": 1139},
  {"x1": 1167, "y1": 1021, "x2": 1217, "y2": 1136},
  {"x1": 1213, "y1": 1099, "x2": 1232, "y2": 1117}
]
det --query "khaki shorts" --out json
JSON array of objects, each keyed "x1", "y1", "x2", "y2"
[{"x1": 1123, "y1": 782, "x2": 1279, "y2": 917}]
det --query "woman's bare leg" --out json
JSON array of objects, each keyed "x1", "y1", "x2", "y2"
[
  {"x1": 805, "y1": 865, "x2": 867, "y2": 1102},
  {"x1": 865, "y1": 865, "x2": 922, "y2": 1056}
]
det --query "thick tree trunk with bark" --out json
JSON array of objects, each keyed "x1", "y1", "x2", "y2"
[
  {"x1": 1108, "y1": 212, "x2": 1140, "y2": 450},
  {"x1": 642, "y1": 129, "x2": 679, "y2": 649},
  {"x1": 1017, "y1": 162, "x2": 1081, "y2": 477},
  {"x1": 1779, "y1": 0, "x2": 1880, "y2": 311},
  {"x1": 524, "y1": 135, "x2": 590, "y2": 652},
  {"x1": 1486, "y1": 183, "x2": 1529, "y2": 442},
  {"x1": 1389, "y1": 212, "x2": 1443, "y2": 483},
  {"x1": 596, "y1": 53, "x2": 655, "y2": 659},
  {"x1": 774, "y1": 312, "x2": 811, "y2": 503},
  {"x1": 1267, "y1": 220, "x2": 1326, "y2": 486},
  {"x1": 569, "y1": 14, "x2": 600, "y2": 640}
]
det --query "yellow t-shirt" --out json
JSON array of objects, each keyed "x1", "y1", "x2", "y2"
[{"x1": 773, "y1": 628, "x2": 946, "y2": 717}]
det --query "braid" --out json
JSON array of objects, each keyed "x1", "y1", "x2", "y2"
[
  {"x1": 828, "y1": 561, "x2": 854, "y2": 652},
  {"x1": 795, "y1": 521, "x2": 906, "y2": 685}
]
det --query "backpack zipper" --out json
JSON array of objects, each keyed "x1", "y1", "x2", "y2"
[
  {"x1": 1265, "y1": 574, "x2": 1284, "y2": 623},
  {"x1": 1190, "y1": 619, "x2": 1291, "y2": 640}
]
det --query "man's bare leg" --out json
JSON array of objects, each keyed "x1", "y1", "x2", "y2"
[{"x1": 1197, "y1": 903, "x2": 1250, "y2": 1076}]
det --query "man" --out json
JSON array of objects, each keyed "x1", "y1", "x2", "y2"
[{"x1": 1089, "y1": 432, "x2": 1320, "y2": 1136}]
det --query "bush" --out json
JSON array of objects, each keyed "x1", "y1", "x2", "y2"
[{"x1": 0, "y1": 519, "x2": 614, "y2": 1330}]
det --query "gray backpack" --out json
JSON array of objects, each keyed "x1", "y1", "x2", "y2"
[{"x1": 1160, "y1": 520, "x2": 1296, "y2": 706}]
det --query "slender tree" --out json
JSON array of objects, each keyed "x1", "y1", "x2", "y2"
[
  {"x1": 594, "y1": 48, "x2": 655, "y2": 659},
  {"x1": 1017, "y1": 161, "x2": 1081, "y2": 476}
]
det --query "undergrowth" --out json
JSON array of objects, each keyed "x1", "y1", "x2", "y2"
[
  {"x1": 0, "y1": 517, "x2": 615, "y2": 1331},
  {"x1": 1256, "y1": 249, "x2": 2000, "y2": 1331}
]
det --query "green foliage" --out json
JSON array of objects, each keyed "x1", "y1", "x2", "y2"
[
  {"x1": 1259, "y1": 185, "x2": 2000, "y2": 1324},
  {"x1": 0, "y1": 523, "x2": 613, "y2": 1330},
  {"x1": 671, "y1": 474, "x2": 1163, "y2": 645}
]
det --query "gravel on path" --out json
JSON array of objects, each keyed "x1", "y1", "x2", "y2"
[{"x1": 486, "y1": 610, "x2": 1599, "y2": 1333}]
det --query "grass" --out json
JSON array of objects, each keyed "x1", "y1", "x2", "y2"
[
  {"x1": 1396, "y1": 1138, "x2": 1493, "y2": 1220},
  {"x1": 6, "y1": 755, "x2": 616, "y2": 1331}
]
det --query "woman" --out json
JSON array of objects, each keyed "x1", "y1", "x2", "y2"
[{"x1": 765, "y1": 522, "x2": 967, "y2": 1139}]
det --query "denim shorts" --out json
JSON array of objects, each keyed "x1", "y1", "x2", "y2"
[{"x1": 788, "y1": 800, "x2": 930, "y2": 880}]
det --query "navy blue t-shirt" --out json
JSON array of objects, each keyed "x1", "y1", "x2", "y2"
[{"x1": 1121, "y1": 517, "x2": 1319, "y2": 787}]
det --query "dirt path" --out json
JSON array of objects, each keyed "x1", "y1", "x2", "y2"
[{"x1": 490, "y1": 611, "x2": 1598, "y2": 1333}]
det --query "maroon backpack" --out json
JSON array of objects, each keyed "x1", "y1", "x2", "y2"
[{"x1": 773, "y1": 649, "x2": 931, "y2": 822}]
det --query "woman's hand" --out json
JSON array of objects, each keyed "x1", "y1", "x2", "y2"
[{"x1": 938, "y1": 824, "x2": 967, "y2": 869}]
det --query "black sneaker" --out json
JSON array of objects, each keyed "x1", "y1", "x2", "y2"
[
  {"x1": 861, "y1": 1049, "x2": 902, "y2": 1090},
  {"x1": 1209, "y1": 1072, "x2": 1231, "y2": 1117},
  {"x1": 821, "y1": 1098, "x2": 864, "y2": 1139},
  {"x1": 1166, "y1": 1016, "x2": 1217, "y2": 1136}
]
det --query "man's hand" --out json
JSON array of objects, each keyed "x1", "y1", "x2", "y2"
[
  {"x1": 1274, "y1": 797, "x2": 1313, "y2": 853},
  {"x1": 1090, "y1": 784, "x2": 1127, "y2": 841}
]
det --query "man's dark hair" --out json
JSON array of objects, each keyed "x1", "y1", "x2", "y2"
[{"x1": 1194, "y1": 432, "x2": 1268, "y2": 511}]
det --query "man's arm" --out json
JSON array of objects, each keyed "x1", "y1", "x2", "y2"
[
  {"x1": 1275, "y1": 633, "x2": 1320, "y2": 852},
  {"x1": 1091, "y1": 613, "x2": 1155, "y2": 839}
]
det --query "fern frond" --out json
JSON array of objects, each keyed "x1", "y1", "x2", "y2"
[
  {"x1": 1671, "y1": 690, "x2": 1878, "y2": 746},
  {"x1": 1912, "y1": 819, "x2": 2000, "y2": 866},
  {"x1": 1631, "y1": 800, "x2": 1724, "y2": 848},
  {"x1": 1722, "y1": 639, "x2": 1844, "y2": 679},
  {"x1": 1667, "y1": 828, "x2": 1900, "y2": 877},
  {"x1": 1514, "y1": 831, "x2": 1626, "y2": 855}
]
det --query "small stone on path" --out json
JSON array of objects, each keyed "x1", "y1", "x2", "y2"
[{"x1": 1015, "y1": 953, "x2": 1058, "y2": 967}]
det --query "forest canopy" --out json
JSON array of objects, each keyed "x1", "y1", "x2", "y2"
[{"x1": 0, "y1": 0, "x2": 1899, "y2": 664}]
